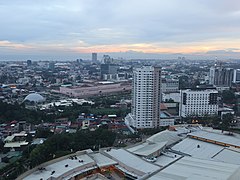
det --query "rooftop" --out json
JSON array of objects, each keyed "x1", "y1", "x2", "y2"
[
  {"x1": 154, "y1": 152, "x2": 182, "y2": 167},
  {"x1": 149, "y1": 156, "x2": 240, "y2": 180},
  {"x1": 171, "y1": 138, "x2": 224, "y2": 159},
  {"x1": 189, "y1": 130, "x2": 240, "y2": 148},
  {"x1": 127, "y1": 141, "x2": 167, "y2": 157},
  {"x1": 212, "y1": 147, "x2": 240, "y2": 165},
  {"x1": 104, "y1": 149, "x2": 160, "y2": 175},
  {"x1": 89, "y1": 152, "x2": 117, "y2": 168},
  {"x1": 4, "y1": 141, "x2": 29, "y2": 148},
  {"x1": 17, "y1": 125, "x2": 240, "y2": 180},
  {"x1": 146, "y1": 130, "x2": 182, "y2": 146},
  {"x1": 22, "y1": 152, "x2": 96, "y2": 180}
]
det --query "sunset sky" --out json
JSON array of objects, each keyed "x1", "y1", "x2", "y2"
[{"x1": 0, "y1": 0, "x2": 240, "y2": 60}]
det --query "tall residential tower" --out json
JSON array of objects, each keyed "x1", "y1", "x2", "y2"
[
  {"x1": 129, "y1": 66, "x2": 161, "y2": 128},
  {"x1": 209, "y1": 64, "x2": 234, "y2": 87}
]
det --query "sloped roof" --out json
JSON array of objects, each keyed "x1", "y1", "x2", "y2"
[
  {"x1": 149, "y1": 157, "x2": 240, "y2": 180},
  {"x1": 147, "y1": 130, "x2": 182, "y2": 146}
]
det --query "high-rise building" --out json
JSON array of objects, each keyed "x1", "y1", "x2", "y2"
[
  {"x1": 209, "y1": 67, "x2": 215, "y2": 85},
  {"x1": 179, "y1": 89, "x2": 219, "y2": 118},
  {"x1": 92, "y1": 53, "x2": 97, "y2": 62},
  {"x1": 129, "y1": 66, "x2": 161, "y2": 128},
  {"x1": 100, "y1": 64, "x2": 118, "y2": 79},
  {"x1": 233, "y1": 69, "x2": 240, "y2": 83},
  {"x1": 27, "y1": 60, "x2": 32, "y2": 66},
  {"x1": 100, "y1": 55, "x2": 118, "y2": 80},
  {"x1": 102, "y1": 55, "x2": 113, "y2": 64},
  {"x1": 209, "y1": 65, "x2": 234, "y2": 87},
  {"x1": 215, "y1": 67, "x2": 233, "y2": 87}
]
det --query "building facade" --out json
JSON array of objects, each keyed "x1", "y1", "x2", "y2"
[
  {"x1": 209, "y1": 67, "x2": 215, "y2": 85},
  {"x1": 161, "y1": 78, "x2": 179, "y2": 93},
  {"x1": 92, "y1": 53, "x2": 97, "y2": 62},
  {"x1": 130, "y1": 66, "x2": 161, "y2": 128},
  {"x1": 233, "y1": 69, "x2": 240, "y2": 83},
  {"x1": 209, "y1": 66, "x2": 234, "y2": 87},
  {"x1": 179, "y1": 89, "x2": 219, "y2": 118},
  {"x1": 100, "y1": 64, "x2": 119, "y2": 79}
]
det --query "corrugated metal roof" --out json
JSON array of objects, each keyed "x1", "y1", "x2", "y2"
[
  {"x1": 147, "y1": 130, "x2": 182, "y2": 146},
  {"x1": 171, "y1": 138, "x2": 224, "y2": 159},
  {"x1": 149, "y1": 157, "x2": 240, "y2": 180},
  {"x1": 189, "y1": 130, "x2": 240, "y2": 147}
]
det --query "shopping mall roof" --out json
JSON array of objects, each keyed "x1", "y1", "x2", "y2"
[
  {"x1": 127, "y1": 141, "x2": 167, "y2": 157},
  {"x1": 17, "y1": 125, "x2": 240, "y2": 180},
  {"x1": 89, "y1": 152, "x2": 117, "y2": 168},
  {"x1": 104, "y1": 149, "x2": 160, "y2": 176},
  {"x1": 21, "y1": 152, "x2": 96, "y2": 180},
  {"x1": 149, "y1": 156, "x2": 240, "y2": 180},
  {"x1": 146, "y1": 130, "x2": 182, "y2": 146},
  {"x1": 171, "y1": 138, "x2": 224, "y2": 159},
  {"x1": 189, "y1": 130, "x2": 240, "y2": 148},
  {"x1": 212, "y1": 147, "x2": 240, "y2": 165},
  {"x1": 154, "y1": 152, "x2": 182, "y2": 167}
]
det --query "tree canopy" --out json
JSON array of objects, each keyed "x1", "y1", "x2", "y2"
[
  {"x1": 222, "y1": 90, "x2": 235, "y2": 104},
  {"x1": 29, "y1": 128, "x2": 116, "y2": 168},
  {"x1": 221, "y1": 113, "x2": 234, "y2": 133}
]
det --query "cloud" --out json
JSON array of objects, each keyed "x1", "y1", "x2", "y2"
[
  {"x1": 0, "y1": 0, "x2": 240, "y2": 59},
  {"x1": 0, "y1": 40, "x2": 31, "y2": 49}
]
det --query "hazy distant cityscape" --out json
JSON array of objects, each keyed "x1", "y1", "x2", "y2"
[
  {"x1": 0, "y1": 55, "x2": 239, "y2": 179},
  {"x1": 1, "y1": 0, "x2": 240, "y2": 179}
]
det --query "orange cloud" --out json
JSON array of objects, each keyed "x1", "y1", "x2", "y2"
[
  {"x1": 0, "y1": 40, "x2": 32, "y2": 49},
  {"x1": 70, "y1": 39, "x2": 240, "y2": 54},
  {"x1": 1, "y1": 39, "x2": 240, "y2": 56}
]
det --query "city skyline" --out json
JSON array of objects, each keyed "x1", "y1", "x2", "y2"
[{"x1": 1, "y1": 0, "x2": 240, "y2": 60}]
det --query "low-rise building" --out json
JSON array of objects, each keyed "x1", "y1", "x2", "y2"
[
  {"x1": 4, "y1": 132, "x2": 29, "y2": 151},
  {"x1": 59, "y1": 82, "x2": 131, "y2": 97},
  {"x1": 161, "y1": 78, "x2": 179, "y2": 93}
]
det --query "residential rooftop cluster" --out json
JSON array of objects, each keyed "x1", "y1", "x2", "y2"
[{"x1": 1, "y1": 57, "x2": 240, "y2": 179}]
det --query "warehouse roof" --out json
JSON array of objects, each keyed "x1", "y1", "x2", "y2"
[
  {"x1": 104, "y1": 149, "x2": 160, "y2": 175},
  {"x1": 189, "y1": 130, "x2": 240, "y2": 147},
  {"x1": 127, "y1": 141, "x2": 167, "y2": 157},
  {"x1": 171, "y1": 138, "x2": 224, "y2": 159},
  {"x1": 147, "y1": 130, "x2": 182, "y2": 146},
  {"x1": 89, "y1": 152, "x2": 117, "y2": 167},
  {"x1": 23, "y1": 153, "x2": 96, "y2": 180},
  {"x1": 212, "y1": 147, "x2": 240, "y2": 165},
  {"x1": 149, "y1": 157, "x2": 240, "y2": 180}
]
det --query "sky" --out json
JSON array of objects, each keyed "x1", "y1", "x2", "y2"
[{"x1": 0, "y1": 0, "x2": 240, "y2": 60}]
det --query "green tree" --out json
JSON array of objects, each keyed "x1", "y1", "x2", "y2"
[
  {"x1": 29, "y1": 129, "x2": 117, "y2": 168},
  {"x1": 221, "y1": 113, "x2": 234, "y2": 134},
  {"x1": 35, "y1": 128, "x2": 53, "y2": 138},
  {"x1": 179, "y1": 75, "x2": 190, "y2": 89},
  {"x1": 222, "y1": 90, "x2": 235, "y2": 104}
]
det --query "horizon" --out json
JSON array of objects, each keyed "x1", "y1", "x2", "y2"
[{"x1": 1, "y1": 0, "x2": 240, "y2": 60}]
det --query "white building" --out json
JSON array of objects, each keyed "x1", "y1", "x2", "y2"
[
  {"x1": 179, "y1": 89, "x2": 219, "y2": 118},
  {"x1": 129, "y1": 66, "x2": 161, "y2": 128},
  {"x1": 233, "y1": 69, "x2": 240, "y2": 83}
]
